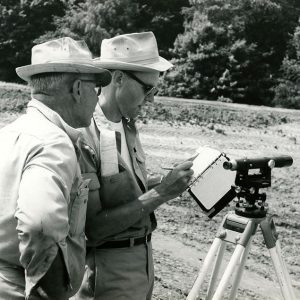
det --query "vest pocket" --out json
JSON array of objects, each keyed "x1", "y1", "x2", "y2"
[
  {"x1": 100, "y1": 170, "x2": 137, "y2": 209},
  {"x1": 69, "y1": 179, "x2": 90, "y2": 236}
]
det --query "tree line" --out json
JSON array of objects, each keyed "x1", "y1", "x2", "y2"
[{"x1": 1, "y1": 0, "x2": 300, "y2": 108}]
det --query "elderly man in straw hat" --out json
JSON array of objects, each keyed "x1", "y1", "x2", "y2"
[
  {"x1": 76, "y1": 32, "x2": 194, "y2": 300},
  {"x1": 0, "y1": 37, "x2": 111, "y2": 299}
]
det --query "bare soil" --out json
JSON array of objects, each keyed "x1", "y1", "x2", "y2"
[
  {"x1": 137, "y1": 99, "x2": 300, "y2": 300},
  {"x1": 1, "y1": 97, "x2": 300, "y2": 300}
]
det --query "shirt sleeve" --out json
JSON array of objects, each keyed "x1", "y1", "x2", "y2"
[{"x1": 15, "y1": 137, "x2": 77, "y2": 296}]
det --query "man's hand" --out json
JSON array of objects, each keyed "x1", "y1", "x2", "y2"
[
  {"x1": 147, "y1": 174, "x2": 164, "y2": 189},
  {"x1": 154, "y1": 161, "x2": 194, "y2": 200}
]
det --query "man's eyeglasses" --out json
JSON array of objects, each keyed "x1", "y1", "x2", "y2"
[
  {"x1": 123, "y1": 71, "x2": 158, "y2": 97},
  {"x1": 80, "y1": 79, "x2": 102, "y2": 96}
]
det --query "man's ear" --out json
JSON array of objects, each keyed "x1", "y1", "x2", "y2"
[
  {"x1": 71, "y1": 79, "x2": 82, "y2": 103},
  {"x1": 112, "y1": 70, "x2": 125, "y2": 87}
]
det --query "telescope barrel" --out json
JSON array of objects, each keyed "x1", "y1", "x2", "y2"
[{"x1": 223, "y1": 155, "x2": 293, "y2": 171}]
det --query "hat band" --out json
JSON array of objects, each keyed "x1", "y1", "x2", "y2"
[
  {"x1": 32, "y1": 58, "x2": 95, "y2": 65},
  {"x1": 100, "y1": 56, "x2": 160, "y2": 65}
]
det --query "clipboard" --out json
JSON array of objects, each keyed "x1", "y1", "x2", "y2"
[{"x1": 187, "y1": 147, "x2": 236, "y2": 218}]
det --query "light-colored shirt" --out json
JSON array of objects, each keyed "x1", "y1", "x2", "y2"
[
  {"x1": 0, "y1": 99, "x2": 88, "y2": 297},
  {"x1": 99, "y1": 107, "x2": 134, "y2": 175}
]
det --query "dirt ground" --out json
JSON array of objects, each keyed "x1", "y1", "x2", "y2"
[
  {"x1": 136, "y1": 113, "x2": 300, "y2": 299},
  {"x1": 1, "y1": 99, "x2": 300, "y2": 300}
]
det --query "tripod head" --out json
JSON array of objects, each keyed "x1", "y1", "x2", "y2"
[{"x1": 223, "y1": 155, "x2": 293, "y2": 218}]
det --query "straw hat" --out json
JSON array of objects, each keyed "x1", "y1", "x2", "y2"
[
  {"x1": 93, "y1": 32, "x2": 173, "y2": 72},
  {"x1": 16, "y1": 37, "x2": 111, "y2": 86}
]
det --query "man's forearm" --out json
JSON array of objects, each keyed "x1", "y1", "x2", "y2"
[
  {"x1": 86, "y1": 161, "x2": 193, "y2": 244},
  {"x1": 86, "y1": 188, "x2": 168, "y2": 243}
]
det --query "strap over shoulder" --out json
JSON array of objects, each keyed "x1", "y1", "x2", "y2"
[{"x1": 100, "y1": 128, "x2": 119, "y2": 177}]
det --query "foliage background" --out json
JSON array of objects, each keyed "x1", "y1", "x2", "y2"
[{"x1": 1, "y1": 0, "x2": 300, "y2": 108}]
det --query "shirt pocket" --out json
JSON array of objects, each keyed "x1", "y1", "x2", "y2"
[
  {"x1": 82, "y1": 172, "x2": 100, "y2": 191},
  {"x1": 69, "y1": 179, "x2": 90, "y2": 236}
]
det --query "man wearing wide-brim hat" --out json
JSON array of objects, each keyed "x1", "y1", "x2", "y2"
[
  {"x1": 0, "y1": 37, "x2": 111, "y2": 299},
  {"x1": 76, "y1": 32, "x2": 194, "y2": 299}
]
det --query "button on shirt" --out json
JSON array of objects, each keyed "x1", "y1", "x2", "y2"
[{"x1": 0, "y1": 99, "x2": 87, "y2": 297}]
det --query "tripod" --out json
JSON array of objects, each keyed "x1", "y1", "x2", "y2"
[{"x1": 187, "y1": 202, "x2": 297, "y2": 300}]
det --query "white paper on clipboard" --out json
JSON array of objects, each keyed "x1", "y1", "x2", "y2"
[{"x1": 188, "y1": 147, "x2": 236, "y2": 212}]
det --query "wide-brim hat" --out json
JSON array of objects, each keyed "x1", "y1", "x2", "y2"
[
  {"x1": 16, "y1": 37, "x2": 111, "y2": 86},
  {"x1": 93, "y1": 32, "x2": 173, "y2": 72}
]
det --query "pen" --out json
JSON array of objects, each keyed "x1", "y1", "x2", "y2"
[{"x1": 161, "y1": 166, "x2": 174, "y2": 170}]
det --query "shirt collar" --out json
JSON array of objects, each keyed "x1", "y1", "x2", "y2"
[{"x1": 27, "y1": 98, "x2": 82, "y2": 145}]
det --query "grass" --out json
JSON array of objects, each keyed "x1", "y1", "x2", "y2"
[
  {"x1": 0, "y1": 81, "x2": 30, "y2": 113},
  {"x1": 1, "y1": 81, "x2": 300, "y2": 129}
]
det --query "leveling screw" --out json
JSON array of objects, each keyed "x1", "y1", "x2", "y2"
[{"x1": 218, "y1": 230, "x2": 227, "y2": 239}]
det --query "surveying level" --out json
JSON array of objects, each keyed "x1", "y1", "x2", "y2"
[{"x1": 187, "y1": 155, "x2": 296, "y2": 300}]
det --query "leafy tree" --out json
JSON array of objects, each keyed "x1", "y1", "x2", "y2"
[
  {"x1": 134, "y1": 0, "x2": 189, "y2": 59},
  {"x1": 273, "y1": 21, "x2": 300, "y2": 109},
  {"x1": 160, "y1": 0, "x2": 300, "y2": 105},
  {"x1": 160, "y1": 0, "x2": 242, "y2": 100},
  {"x1": 36, "y1": 0, "x2": 141, "y2": 55},
  {"x1": 38, "y1": 0, "x2": 189, "y2": 58},
  {"x1": 0, "y1": 0, "x2": 66, "y2": 82}
]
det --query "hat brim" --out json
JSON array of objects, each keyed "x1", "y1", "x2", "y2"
[
  {"x1": 16, "y1": 63, "x2": 112, "y2": 86},
  {"x1": 93, "y1": 56, "x2": 173, "y2": 72}
]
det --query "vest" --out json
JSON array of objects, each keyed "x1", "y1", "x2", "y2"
[{"x1": 79, "y1": 104, "x2": 157, "y2": 245}]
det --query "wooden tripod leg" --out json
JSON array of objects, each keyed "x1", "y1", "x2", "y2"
[
  {"x1": 212, "y1": 244, "x2": 245, "y2": 300},
  {"x1": 187, "y1": 238, "x2": 223, "y2": 300},
  {"x1": 212, "y1": 217, "x2": 257, "y2": 300},
  {"x1": 229, "y1": 236, "x2": 253, "y2": 300},
  {"x1": 261, "y1": 216, "x2": 296, "y2": 300},
  {"x1": 206, "y1": 241, "x2": 226, "y2": 300}
]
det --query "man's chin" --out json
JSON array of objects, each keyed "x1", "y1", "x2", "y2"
[{"x1": 79, "y1": 119, "x2": 91, "y2": 128}]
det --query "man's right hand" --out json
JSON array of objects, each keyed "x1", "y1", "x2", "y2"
[{"x1": 154, "y1": 161, "x2": 194, "y2": 200}]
